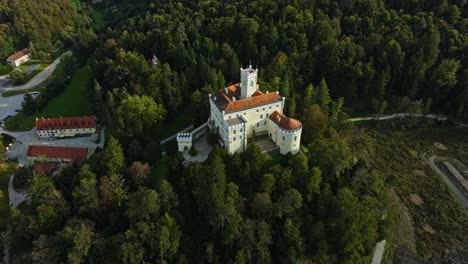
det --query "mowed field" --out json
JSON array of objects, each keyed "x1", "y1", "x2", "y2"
[
  {"x1": 5, "y1": 66, "x2": 92, "y2": 131},
  {"x1": 359, "y1": 123, "x2": 468, "y2": 260}
]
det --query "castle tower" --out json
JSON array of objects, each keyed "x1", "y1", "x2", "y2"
[{"x1": 240, "y1": 64, "x2": 258, "y2": 99}]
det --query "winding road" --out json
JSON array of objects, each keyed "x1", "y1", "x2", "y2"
[{"x1": 0, "y1": 51, "x2": 71, "y2": 93}]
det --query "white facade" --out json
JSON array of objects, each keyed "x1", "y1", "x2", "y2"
[
  {"x1": 7, "y1": 54, "x2": 30, "y2": 67},
  {"x1": 37, "y1": 127, "x2": 96, "y2": 138},
  {"x1": 240, "y1": 65, "x2": 259, "y2": 98},
  {"x1": 209, "y1": 66, "x2": 302, "y2": 155},
  {"x1": 177, "y1": 133, "x2": 193, "y2": 152}
]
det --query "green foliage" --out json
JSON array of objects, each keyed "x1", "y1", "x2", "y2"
[
  {"x1": 9, "y1": 70, "x2": 27, "y2": 85},
  {"x1": 101, "y1": 136, "x2": 125, "y2": 175},
  {"x1": 118, "y1": 94, "x2": 165, "y2": 136}
]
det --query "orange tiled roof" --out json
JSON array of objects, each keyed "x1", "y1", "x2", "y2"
[
  {"x1": 270, "y1": 111, "x2": 302, "y2": 131},
  {"x1": 8, "y1": 48, "x2": 29, "y2": 61},
  {"x1": 27, "y1": 145, "x2": 88, "y2": 163},
  {"x1": 211, "y1": 83, "x2": 282, "y2": 113},
  {"x1": 36, "y1": 116, "x2": 96, "y2": 131}
]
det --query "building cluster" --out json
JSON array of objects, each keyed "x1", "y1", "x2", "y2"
[
  {"x1": 207, "y1": 65, "x2": 302, "y2": 155},
  {"x1": 24, "y1": 116, "x2": 97, "y2": 175}
]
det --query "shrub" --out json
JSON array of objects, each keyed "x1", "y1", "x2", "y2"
[
  {"x1": 0, "y1": 64, "x2": 13, "y2": 75},
  {"x1": 189, "y1": 146, "x2": 198, "y2": 156}
]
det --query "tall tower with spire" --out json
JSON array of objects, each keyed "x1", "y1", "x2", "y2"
[{"x1": 240, "y1": 64, "x2": 258, "y2": 99}]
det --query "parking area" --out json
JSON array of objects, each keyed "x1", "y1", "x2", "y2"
[
  {"x1": 3, "y1": 129, "x2": 104, "y2": 166},
  {"x1": 0, "y1": 94, "x2": 24, "y2": 122}
]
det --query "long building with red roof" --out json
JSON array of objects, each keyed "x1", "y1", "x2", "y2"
[
  {"x1": 27, "y1": 145, "x2": 90, "y2": 164},
  {"x1": 36, "y1": 116, "x2": 97, "y2": 138},
  {"x1": 207, "y1": 65, "x2": 302, "y2": 155}
]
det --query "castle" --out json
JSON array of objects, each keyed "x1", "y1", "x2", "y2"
[{"x1": 208, "y1": 65, "x2": 302, "y2": 155}]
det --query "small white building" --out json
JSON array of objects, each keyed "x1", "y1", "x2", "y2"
[
  {"x1": 36, "y1": 116, "x2": 97, "y2": 138},
  {"x1": 6, "y1": 49, "x2": 30, "y2": 67},
  {"x1": 177, "y1": 133, "x2": 193, "y2": 152},
  {"x1": 209, "y1": 65, "x2": 302, "y2": 155}
]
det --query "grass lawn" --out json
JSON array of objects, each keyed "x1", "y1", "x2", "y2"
[
  {"x1": 5, "y1": 65, "x2": 93, "y2": 131},
  {"x1": 1, "y1": 87, "x2": 44, "y2": 97}
]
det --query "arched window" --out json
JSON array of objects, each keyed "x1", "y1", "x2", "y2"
[{"x1": 282, "y1": 136, "x2": 285, "y2": 141}]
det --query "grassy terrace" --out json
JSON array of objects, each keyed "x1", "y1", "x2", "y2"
[
  {"x1": 358, "y1": 121, "x2": 468, "y2": 260},
  {"x1": 5, "y1": 65, "x2": 92, "y2": 131}
]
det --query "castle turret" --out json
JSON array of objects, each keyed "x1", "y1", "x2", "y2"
[{"x1": 240, "y1": 64, "x2": 258, "y2": 99}]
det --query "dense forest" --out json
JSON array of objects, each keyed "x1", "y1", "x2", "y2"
[{"x1": 3, "y1": 0, "x2": 468, "y2": 263}]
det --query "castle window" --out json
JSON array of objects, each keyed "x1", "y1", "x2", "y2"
[
  {"x1": 250, "y1": 80, "x2": 254, "y2": 86},
  {"x1": 256, "y1": 109, "x2": 259, "y2": 112},
  {"x1": 264, "y1": 121, "x2": 266, "y2": 125},
  {"x1": 269, "y1": 106, "x2": 272, "y2": 109},
  {"x1": 283, "y1": 136, "x2": 285, "y2": 141},
  {"x1": 260, "y1": 114, "x2": 263, "y2": 119},
  {"x1": 294, "y1": 136, "x2": 297, "y2": 141},
  {"x1": 233, "y1": 130, "x2": 236, "y2": 134},
  {"x1": 257, "y1": 123, "x2": 259, "y2": 127},
  {"x1": 266, "y1": 113, "x2": 269, "y2": 117},
  {"x1": 240, "y1": 128, "x2": 243, "y2": 132},
  {"x1": 233, "y1": 137, "x2": 236, "y2": 141},
  {"x1": 276, "y1": 104, "x2": 279, "y2": 107},
  {"x1": 262, "y1": 108, "x2": 265, "y2": 111}
]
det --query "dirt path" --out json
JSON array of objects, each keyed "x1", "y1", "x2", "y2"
[{"x1": 388, "y1": 188, "x2": 417, "y2": 252}]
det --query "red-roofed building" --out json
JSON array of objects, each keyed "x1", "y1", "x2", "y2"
[
  {"x1": 36, "y1": 116, "x2": 97, "y2": 138},
  {"x1": 207, "y1": 64, "x2": 302, "y2": 155},
  {"x1": 27, "y1": 145, "x2": 90, "y2": 164},
  {"x1": 7, "y1": 49, "x2": 30, "y2": 67}
]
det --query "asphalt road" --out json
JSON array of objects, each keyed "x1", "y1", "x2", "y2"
[{"x1": 0, "y1": 51, "x2": 71, "y2": 93}]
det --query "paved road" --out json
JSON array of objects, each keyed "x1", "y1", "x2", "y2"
[
  {"x1": 372, "y1": 240, "x2": 387, "y2": 264},
  {"x1": 0, "y1": 51, "x2": 71, "y2": 93},
  {"x1": 347, "y1": 113, "x2": 448, "y2": 122},
  {"x1": 429, "y1": 156, "x2": 468, "y2": 209},
  {"x1": 8, "y1": 174, "x2": 27, "y2": 208},
  {"x1": 348, "y1": 113, "x2": 468, "y2": 127}
]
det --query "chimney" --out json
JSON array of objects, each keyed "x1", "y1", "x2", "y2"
[
  {"x1": 225, "y1": 88, "x2": 228, "y2": 94},
  {"x1": 266, "y1": 91, "x2": 269, "y2": 93},
  {"x1": 232, "y1": 97, "x2": 236, "y2": 101},
  {"x1": 276, "y1": 91, "x2": 279, "y2": 94}
]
